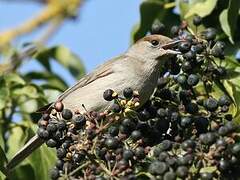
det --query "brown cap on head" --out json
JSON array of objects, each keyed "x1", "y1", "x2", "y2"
[
  {"x1": 137, "y1": 34, "x2": 183, "y2": 50},
  {"x1": 127, "y1": 34, "x2": 181, "y2": 60}
]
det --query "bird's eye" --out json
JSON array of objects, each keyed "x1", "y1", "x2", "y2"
[{"x1": 150, "y1": 40, "x2": 159, "y2": 46}]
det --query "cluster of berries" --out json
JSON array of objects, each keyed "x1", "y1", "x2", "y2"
[{"x1": 36, "y1": 15, "x2": 240, "y2": 180}]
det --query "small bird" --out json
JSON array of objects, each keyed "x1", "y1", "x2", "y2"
[{"x1": 7, "y1": 34, "x2": 181, "y2": 170}]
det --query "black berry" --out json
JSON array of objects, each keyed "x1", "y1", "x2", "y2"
[
  {"x1": 178, "y1": 41, "x2": 191, "y2": 53},
  {"x1": 187, "y1": 74, "x2": 199, "y2": 86},
  {"x1": 105, "y1": 137, "x2": 119, "y2": 149},
  {"x1": 149, "y1": 161, "x2": 168, "y2": 175},
  {"x1": 62, "y1": 109, "x2": 73, "y2": 120},
  {"x1": 193, "y1": 15, "x2": 202, "y2": 26},
  {"x1": 204, "y1": 97, "x2": 218, "y2": 111},
  {"x1": 123, "y1": 87, "x2": 133, "y2": 98},
  {"x1": 103, "y1": 89, "x2": 114, "y2": 101},
  {"x1": 151, "y1": 20, "x2": 165, "y2": 34}
]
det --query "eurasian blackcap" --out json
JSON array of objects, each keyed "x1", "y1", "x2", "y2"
[{"x1": 7, "y1": 34, "x2": 181, "y2": 170}]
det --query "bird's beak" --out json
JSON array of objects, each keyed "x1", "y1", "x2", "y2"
[
  {"x1": 164, "y1": 49, "x2": 181, "y2": 55},
  {"x1": 161, "y1": 39, "x2": 184, "y2": 55},
  {"x1": 161, "y1": 39, "x2": 184, "y2": 49}
]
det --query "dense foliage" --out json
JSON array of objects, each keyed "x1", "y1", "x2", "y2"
[{"x1": 0, "y1": 0, "x2": 240, "y2": 180}]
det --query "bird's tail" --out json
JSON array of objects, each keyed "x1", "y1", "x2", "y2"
[{"x1": 7, "y1": 135, "x2": 44, "y2": 170}]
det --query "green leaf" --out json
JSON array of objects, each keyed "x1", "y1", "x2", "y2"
[
  {"x1": 200, "y1": 166, "x2": 217, "y2": 173},
  {"x1": 25, "y1": 71, "x2": 68, "y2": 91},
  {"x1": 133, "y1": 0, "x2": 164, "y2": 42},
  {"x1": 26, "y1": 125, "x2": 56, "y2": 180},
  {"x1": 0, "y1": 145, "x2": 7, "y2": 176},
  {"x1": 35, "y1": 48, "x2": 53, "y2": 72},
  {"x1": 40, "y1": 83, "x2": 64, "y2": 92},
  {"x1": 130, "y1": 23, "x2": 140, "y2": 44},
  {"x1": 184, "y1": 0, "x2": 218, "y2": 18},
  {"x1": 0, "y1": 171, "x2": 5, "y2": 180},
  {"x1": 220, "y1": 10, "x2": 232, "y2": 43},
  {"x1": 178, "y1": 0, "x2": 201, "y2": 19},
  {"x1": 178, "y1": 0, "x2": 190, "y2": 19},
  {"x1": 12, "y1": 85, "x2": 39, "y2": 99},
  {"x1": 213, "y1": 80, "x2": 237, "y2": 116},
  {"x1": 53, "y1": 45, "x2": 85, "y2": 79},
  {"x1": 7, "y1": 126, "x2": 29, "y2": 159},
  {"x1": 28, "y1": 144, "x2": 56, "y2": 180},
  {"x1": 8, "y1": 164, "x2": 35, "y2": 180},
  {"x1": 0, "y1": 87, "x2": 9, "y2": 110},
  {"x1": 136, "y1": 172, "x2": 156, "y2": 179},
  {"x1": 0, "y1": 126, "x2": 4, "y2": 152},
  {"x1": 214, "y1": 56, "x2": 240, "y2": 123},
  {"x1": 4, "y1": 73, "x2": 25, "y2": 85},
  {"x1": 19, "y1": 99, "x2": 38, "y2": 113},
  {"x1": 219, "y1": 0, "x2": 240, "y2": 44},
  {"x1": 42, "y1": 89, "x2": 61, "y2": 103},
  {"x1": 35, "y1": 45, "x2": 85, "y2": 80},
  {"x1": 132, "y1": 0, "x2": 180, "y2": 42},
  {"x1": 7, "y1": 123, "x2": 56, "y2": 180},
  {"x1": 0, "y1": 79, "x2": 9, "y2": 110}
]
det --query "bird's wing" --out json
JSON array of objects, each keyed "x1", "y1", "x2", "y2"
[
  {"x1": 7, "y1": 55, "x2": 129, "y2": 170},
  {"x1": 57, "y1": 55, "x2": 126, "y2": 101}
]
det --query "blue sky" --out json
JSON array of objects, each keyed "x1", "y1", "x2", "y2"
[{"x1": 0, "y1": 0, "x2": 141, "y2": 85}]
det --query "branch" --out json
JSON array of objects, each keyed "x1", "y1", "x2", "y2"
[
  {"x1": 0, "y1": 0, "x2": 47, "y2": 3},
  {"x1": 36, "y1": 16, "x2": 64, "y2": 44},
  {"x1": 2, "y1": 45, "x2": 38, "y2": 74}
]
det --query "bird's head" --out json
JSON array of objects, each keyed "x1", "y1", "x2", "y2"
[{"x1": 127, "y1": 35, "x2": 181, "y2": 61}]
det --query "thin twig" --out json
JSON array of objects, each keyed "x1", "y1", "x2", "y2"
[
  {"x1": 68, "y1": 162, "x2": 90, "y2": 176},
  {"x1": 4, "y1": 45, "x2": 38, "y2": 74},
  {"x1": 37, "y1": 17, "x2": 64, "y2": 44},
  {"x1": 85, "y1": 152, "x2": 113, "y2": 177}
]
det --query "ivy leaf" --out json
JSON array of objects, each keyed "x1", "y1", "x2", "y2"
[
  {"x1": 7, "y1": 126, "x2": 30, "y2": 159},
  {"x1": 12, "y1": 85, "x2": 39, "y2": 99},
  {"x1": 19, "y1": 99, "x2": 38, "y2": 113},
  {"x1": 0, "y1": 64, "x2": 12, "y2": 76},
  {"x1": 0, "y1": 79, "x2": 9, "y2": 110},
  {"x1": 130, "y1": 23, "x2": 140, "y2": 44},
  {"x1": 25, "y1": 71, "x2": 68, "y2": 92},
  {"x1": 8, "y1": 164, "x2": 35, "y2": 180},
  {"x1": 28, "y1": 145, "x2": 56, "y2": 180},
  {"x1": 213, "y1": 80, "x2": 237, "y2": 117},
  {"x1": 213, "y1": 56, "x2": 240, "y2": 123},
  {"x1": 200, "y1": 166, "x2": 217, "y2": 173},
  {"x1": 219, "y1": 10, "x2": 232, "y2": 42},
  {"x1": 133, "y1": 0, "x2": 180, "y2": 42},
  {"x1": 0, "y1": 172, "x2": 5, "y2": 180},
  {"x1": 178, "y1": 0, "x2": 190, "y2": 19},
  {"x1": 35, "y1": 45, "x2": 85, "y2": 80},
  {"x1": 35, "y1": 48, "x2": 53, "y2": 72},
  {"x1": 136, "y1": 172, "x2": 156, "y2": 179},
  {"x1": 4, "y1": 73, "x2": 25, "y2": 85},
  {"x1": 7, "y1": 123, "x2": 56, "y2": 180},
  {"x1": 225, "y1": 80, "x2": 239, "y2": 117},
  {"x1": 0, "y1": 146, "x2": 7, "y2": 176},
  {"x1": 184, "y1": 0, "x2": 218, "y2": 18},
  {"x1": 0, "y1": 87, "x2": 9, "y2": 110},
  {"x1": 0, "y1": 127, "x2": 4, "y2": 152},
  {"x1": 52, "y1": 46, "x2": 85, "y2": 79},
  {"x1": 133, "y1": 0, "x2": 164, "y2": 42},
  {"x1": 26, "y1": 126, "x2": 56, "y2": 180},
  {"x1": 219, "y1": 0, "x2": 240, "y2": 44}
]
